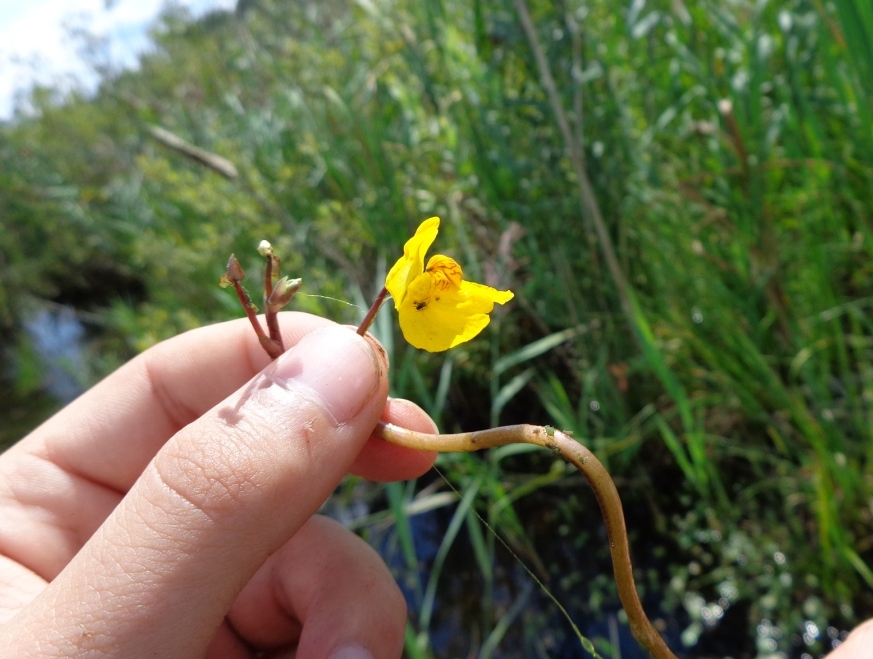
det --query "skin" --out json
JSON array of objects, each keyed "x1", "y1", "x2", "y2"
[
  {"x1": 0, "y1": 312, "x2": 437, "y2": 659},
  {"x1": 827, "y1": 618, "x2": 873, "y2": 658}
]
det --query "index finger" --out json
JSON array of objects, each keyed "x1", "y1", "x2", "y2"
[{"x1": 17, "y1": 313, "x2": 334, "y2": 491}]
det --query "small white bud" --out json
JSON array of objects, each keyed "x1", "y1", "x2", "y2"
[{"x1": 257, "y1": 240, "x2": 273, "y2": 257}]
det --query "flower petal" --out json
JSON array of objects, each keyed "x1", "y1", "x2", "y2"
[
  {"x1": 398, "y1": 275, "x2": 514, "y2": 352},
  {"x1": 385, "y1": 217, "x2": 440, "y2": 304},
  {"x1": 425, "y1": 254, "x2": 463, "y2": 289},
  {"x1": 460, "y1": 280, "x2": 515, "y2": 306}
]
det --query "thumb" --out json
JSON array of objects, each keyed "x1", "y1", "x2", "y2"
[{"x1": 9, "y1": 325, "x2": 388, "y2": 658}]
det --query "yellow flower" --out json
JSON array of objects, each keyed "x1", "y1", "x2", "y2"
[{"x1": 385, "y1": 217, "x2": 514, "y2": 352}]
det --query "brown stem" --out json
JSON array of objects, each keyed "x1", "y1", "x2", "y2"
[
  {"x1": 147, "y1": 125, "x2": 238, "y2": 180},
  {"x1": 223, "y1": 254, "x2": 283, "y2": 361},
  {"x1": 264, "y1": 255, "x2": 285, "y2": 353},
  {"x1": 229, "y1": 279, "x2": 282, "y2": 357},
  {"x1": 254, "y1": 243, "x2": 285, "y2": 352},
  {"x1": 265, "y1": 313, "x2": 284, "y2": 353},
  {"x1": 357, "y1": 286, "x2": 390, "y2": 336},
  {"x1": 513, "y1": 0, "x2": 637, "y2": 340},
  {"x1": 264, "y1": 252, "x2": 275, "y2": 299},
  {"x1": 374, "y1": 421, "x2": 678, "y2": 659}
]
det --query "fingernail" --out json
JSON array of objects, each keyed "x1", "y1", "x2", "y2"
[
  {"x1": 272, "y1": 326, "x2": 382, "y2": 423},
  {"x1": 329, "y1": 645, "x2": 375, "y2": 659}
]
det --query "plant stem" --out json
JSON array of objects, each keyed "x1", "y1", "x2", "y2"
[
  {"x1": 264, "y1": 254, "x2": 285, "y2": 353},
  {"x1": 374, "y1": 421, "x2": 679, "y2": 659},
  {"x1": 228, "y1": 279, "x2": 277, "y2": 355},
  {"x1": 357, "y1": 286, "x2": 389, "y2": 336},
  {"x1": 513, "y1": 0, "x2": 636, "y2": 335},
  {"x1": 264, "y1": 252, "x2": 275, "y2": 299},
  {"x1": 230, "y1": 280, "x2": 260, "y2": 333},
  {"x1": 265, "y1": 312, "x2": 284, "y2": 353}
]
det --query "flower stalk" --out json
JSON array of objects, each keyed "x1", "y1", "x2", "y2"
[
  {"x1": 220, "y1": 245, "x2": 300, "y2": 360},
  {"x1": 356, "y1": 286, "x2": 389, "y2": 337},
  {"x1": 257, "y1": 240, "x2": 287, "y2": 351}
]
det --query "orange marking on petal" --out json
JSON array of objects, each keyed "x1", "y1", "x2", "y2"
[{"x1": 426, "y1": 255, "x2": 463, "y2": 292}]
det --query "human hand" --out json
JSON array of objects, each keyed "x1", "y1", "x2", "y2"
[
  {"x1": 0, "y1": 313, "x2": 437, "y2": 658},
  {"x1": 826, "y1": 618, "x2": 873, "y2": 658}
]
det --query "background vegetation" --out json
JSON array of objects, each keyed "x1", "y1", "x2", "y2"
[{"x1": 2, "y1": 0, "x2": 872, "y2": 656}]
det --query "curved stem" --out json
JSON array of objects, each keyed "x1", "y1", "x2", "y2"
[{"x1": 374, "y1": 421, "x2": 677, "y2": 659}]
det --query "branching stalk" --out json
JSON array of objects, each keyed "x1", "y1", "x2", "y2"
[{"x1": 222, "y1": 249, "x2": 300, "y2": 360}]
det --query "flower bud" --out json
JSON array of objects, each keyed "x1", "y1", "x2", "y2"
[
  {"x1": 219, "y1": 254, "x2": 246, "y2": 287},
  {"x1": 257, "y1": 240, "x2": 273, "y2": 257},
  {"x1": 267, "y1": 276, "x2": 302, "y2": 313}
]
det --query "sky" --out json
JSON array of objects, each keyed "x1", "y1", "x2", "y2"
[{"x1": 0, "y1": 0, "x2": 236, "y2": 119}]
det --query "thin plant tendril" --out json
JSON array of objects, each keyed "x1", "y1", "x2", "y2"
[
  {"x1": 430, "y1": 463, "x2": 605, "y2": 658},
  {"x1": 297, "y1": 293, "x2": 363, "y2": 310}
]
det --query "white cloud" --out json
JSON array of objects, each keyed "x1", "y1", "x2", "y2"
[{"x1": 0, "y1": 0, "x2": 235, "y2": 119}]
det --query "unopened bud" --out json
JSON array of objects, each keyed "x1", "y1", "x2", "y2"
[
  {"x1": 267, "y1": 276, "x2": 302, "y2": 313},
  {"x1": 257, "y1": 240, "x2": 273, "y2": 257},
  {"x1": 220, "y1": 254, "x2": 246, "y2": 287}
]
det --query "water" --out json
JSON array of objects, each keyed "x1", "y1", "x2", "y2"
[{"x1": 22, "y1": 305, "x2": 88, "y2": 403}]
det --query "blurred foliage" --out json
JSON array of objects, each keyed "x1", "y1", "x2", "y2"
[{"x1": 2, "y1": 0, "x2": 873, "y2": 656}]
